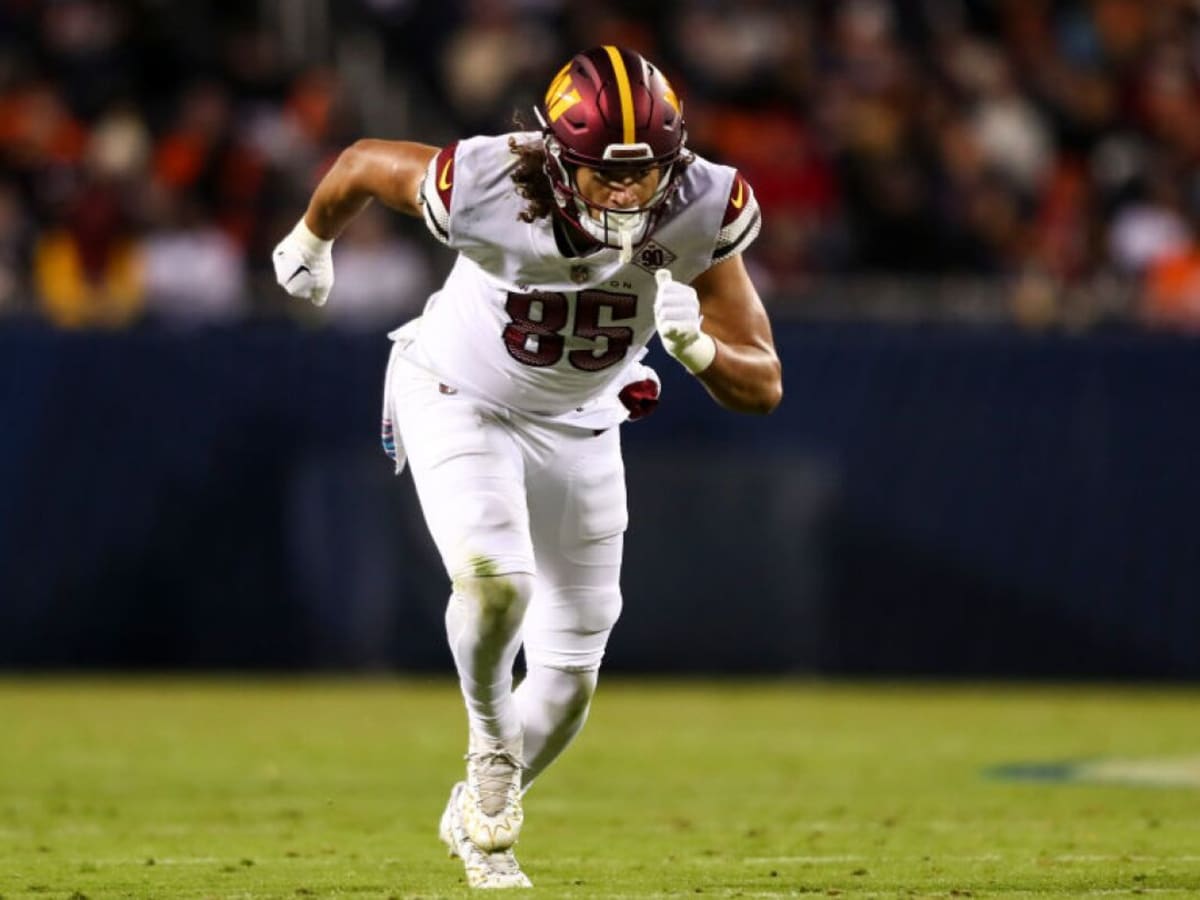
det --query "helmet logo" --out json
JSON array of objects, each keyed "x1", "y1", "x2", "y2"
[{"x1": 545, "y1": 62, "x2": 582, "y2": 123}]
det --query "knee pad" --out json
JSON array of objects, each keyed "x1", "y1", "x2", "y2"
[
  {"x1": 521, "y1": 587, "x2": 622, "y2": 672},
  {"x1": 573, "y1": 587, "x2": 622, "y2": 635}
]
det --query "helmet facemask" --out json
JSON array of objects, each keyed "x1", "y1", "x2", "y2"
[{"x1": 539, "y1": 113, "x2": 682, "y2": 263}]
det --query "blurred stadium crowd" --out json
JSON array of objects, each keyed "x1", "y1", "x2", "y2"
[{"x1": 3, "y1": 0, "x2": 1200, "y2": 330}]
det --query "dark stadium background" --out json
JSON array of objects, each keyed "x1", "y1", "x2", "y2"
[{"x1": 1, "y1": 0, "x2": 1198, "y2": 677}]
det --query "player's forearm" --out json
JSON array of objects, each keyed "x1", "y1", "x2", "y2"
[
  {"x1": 304, "y1": 139, "x2": 437, "y2": 238},
  {"x1": 696, "y1": 342, "x2": 782, "y2": 414}
]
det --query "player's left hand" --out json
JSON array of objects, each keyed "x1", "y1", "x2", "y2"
[
  {"x1": 273, "y1": 218, "x2": 335, "y2": 307},
  {"x1": 654, "y1": 269, "x2": 716, "y2": 374}
]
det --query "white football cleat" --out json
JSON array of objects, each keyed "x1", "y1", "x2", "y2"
[
  {"x1": 440, "y1": 781, "x2": 532, "y2": 889},
  {"x1": 459, "y1": 735, "x2": 524, "y2": 852}
]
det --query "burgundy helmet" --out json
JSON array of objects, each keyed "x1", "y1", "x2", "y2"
[{"x1": 535, "y1": 46, "x2": 688, "y2": 257}]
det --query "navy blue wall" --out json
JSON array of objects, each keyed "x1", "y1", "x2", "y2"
[{"x1": 1, "y1": 322, "x2": 1196, "y2": 676}]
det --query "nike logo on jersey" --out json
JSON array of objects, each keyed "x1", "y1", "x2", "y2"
[
  {"x1": 438, "y1": 158, "x2": 453, "y2": 191},
  {"x1": 721, "y1": 172, "x2": 755, "y2": 227}
]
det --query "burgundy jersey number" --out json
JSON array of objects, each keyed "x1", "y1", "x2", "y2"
[
  {"x1": 502, "y1": 291, "x2": 569, "y2": 366},
  {"x1": 503, "y1": 289, "x2": 637, "y2": 372}
]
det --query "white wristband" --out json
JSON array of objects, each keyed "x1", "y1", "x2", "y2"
[
  {"x1": 290, "y1": 218, "x2": 334, "y2": 254},
  {"x1": 671, "y1": 332, "x2": 717, "y2": 375}
]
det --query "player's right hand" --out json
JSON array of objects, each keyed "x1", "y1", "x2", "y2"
[{"x1": 272, "y1": 218, "x2": 334, "y2": 307}]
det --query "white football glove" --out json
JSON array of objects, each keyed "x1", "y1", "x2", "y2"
[
  {"x1": 272, "y1": 218, "x2": 334, "y2": 307},
  {"x1": 654, "y1": 269, "x2": 716, "y2": 374}
]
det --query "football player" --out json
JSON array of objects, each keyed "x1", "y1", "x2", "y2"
[{"x1": 274, "y1": 46, "x2": 781, "y2": 889}]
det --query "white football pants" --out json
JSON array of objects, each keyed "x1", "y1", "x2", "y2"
[{"x1": 383, "y1": 350, "x2": 625, "y2": 778}]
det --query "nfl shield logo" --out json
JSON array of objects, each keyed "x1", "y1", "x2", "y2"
[{"x1": 570, "y1": 264, "x2": 590, "y2": 284}]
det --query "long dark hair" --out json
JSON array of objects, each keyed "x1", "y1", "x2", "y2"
[{"x1": 507, "y1": 134, "x2": 556, "y2": 223}]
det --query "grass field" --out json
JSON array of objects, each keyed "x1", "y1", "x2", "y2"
[{"x1": 1, "y1": 679, "x2": 1198, "y2": 899}]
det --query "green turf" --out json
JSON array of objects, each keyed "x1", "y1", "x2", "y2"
[{"x1": 1, "y1": 678, "x2": 1198, "y2": 899}]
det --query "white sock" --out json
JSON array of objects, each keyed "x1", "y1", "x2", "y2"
[
  {"x1": 445, "y1": 573, "x2": 533, "y2": 749},
  {"x1": 514, "y1": 664, "x2": 597, "y2": 789}
]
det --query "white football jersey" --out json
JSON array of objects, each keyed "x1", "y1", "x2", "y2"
[{"x1": 402, "y1": 131, "x2": 760, "y2": 423}]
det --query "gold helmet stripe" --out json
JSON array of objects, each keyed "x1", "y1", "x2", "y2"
[{"x1": 603, "y1": 45, "x2": 635, "y2": 144}]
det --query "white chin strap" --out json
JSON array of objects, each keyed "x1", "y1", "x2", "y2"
[
  {"x1": 619, "y1": 227, "x2": 634, "y2": 263},
  {"x1": 576, "y1": 205, "x2": 648, "y2": 263}
]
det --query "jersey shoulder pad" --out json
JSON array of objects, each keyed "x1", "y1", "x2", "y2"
[
  {"x1": 420, "y1": 141, "x2": 458, "y2": 246},
  {"x1": 420, "y1": 134, "x2": 527, "y2": 249},
  {"x1": 713, "y1": 169, "x2": 761, "y2": 263}
]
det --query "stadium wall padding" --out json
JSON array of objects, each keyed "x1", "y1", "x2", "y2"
[{"x1": 0, "y1": 322, "x2": 1196, "y2": 676}]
